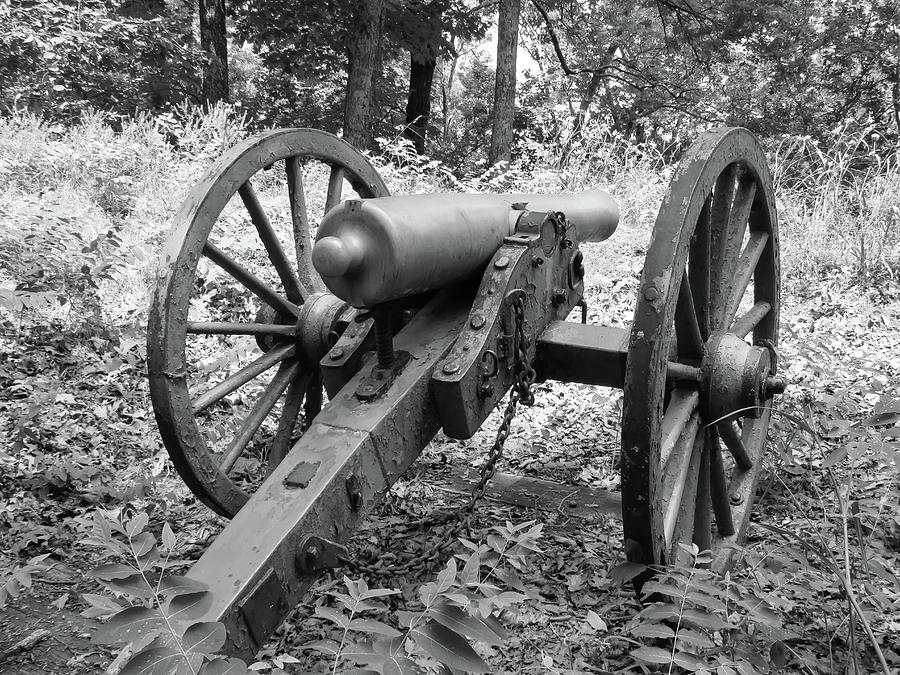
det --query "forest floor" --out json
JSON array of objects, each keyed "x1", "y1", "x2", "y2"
[{"x1": 2, "y1": 207, "x2": 899, "y2": 675}]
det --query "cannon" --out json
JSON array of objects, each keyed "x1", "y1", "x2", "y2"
[{"x1": 147, "y1": 127, "x2": 784, "y2": 657}]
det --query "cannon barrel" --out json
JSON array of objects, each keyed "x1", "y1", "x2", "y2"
[{"x1": 312, "y1": 190, "x2": 619, "y2": 307}]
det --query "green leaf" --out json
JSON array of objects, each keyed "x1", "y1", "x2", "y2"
[
  {"x1": 161, "y1": 523, "x2": 176, "y2": 551},
  {"x1": 629, "y1": 622, "x2": 675, "y2": 639},
  {"x1": 93, "y1": 606, "x2": 167, "y2": 645},
  {"x1": 199, "y1": 657, "x2": 250, "y2": 674},
  {"x1": 680, "y1": 609, "x2": 732, "y2": 631},
  {"x1": 631, "y1": 645, "x2": 673, "y2": 665},
  {"x1": 80, "y1": 593, "x2": 124, "y2": 619},
  {"x1": 92, "y1": 563, "x2": 139, "y2": 581},
  {"x1": 675, "y1": 628, "x2": 715, "y2": 648},
  {"x1": 610, "y1": 561, "x2": 647, "y2": 586},
  {"x1": 585, "y1": 609, "x2": 607, "y2": 632},
  {"x1": 429, "y1": 603, "x2": 503, "y2": 645},
  {"x1": 769, "y1": 640, "x2": 790, "y2": 667},
  {"x1": 106, "y1": 574, "x2": 156, "y2": 599},
  {"x1": 382, "y1": 656, "x2": 419, "y2": 675},
  {"x1": 119, "y1": 647, "x2": 185, "y2": 675},
  {"x1": 131, "y1": 531, "x2": 156, "y2": 557},
  {"x1": 126, "y1": 512, "x2": 149, "y2": 538},
  {"x1": 347, "y1": 617, "x2": 402, "y2": 638},
  {"x1": 158, "y1": 576, "x2": 209, "y2": 598},
  {"x1": 315, "y1": 605, "x2": 350, "y2": 629},
  {"x1": 436, "y1": 557, "x2": 457, "y2": 594},
  {"x1": 165, "y1": 591, "x2": 212, "y2": 622},
  {"x1": 302, "y1": 639, "x2": 341, "y2": 655},
  {"x1": 183, "y1": 621, "x2": 227, "y2": 654},
  {"x1": 672, "y1": 649, "x2": 709, "y2": 671},
  {"x1": 410, "y1": 620, "x2": 489, "y2": 673}
]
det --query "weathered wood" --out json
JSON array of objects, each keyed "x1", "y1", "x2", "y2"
[{"x1": 440, "y1": 469, "x2": 621, "y2": 521}]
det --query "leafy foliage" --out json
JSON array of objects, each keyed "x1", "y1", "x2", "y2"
[
  {"x1": 83, "y1": 509, "x2": 250, "y2": 674},
  {"x1": 300, "y1": 521, "x2": 541, "y2": 674}
]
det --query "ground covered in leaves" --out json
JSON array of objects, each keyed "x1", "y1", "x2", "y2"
[{"x1": 2, "y1": 199, "x2": 899, "y2": 674}]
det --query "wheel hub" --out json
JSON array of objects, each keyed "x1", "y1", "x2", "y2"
[
  {"x1": 294, "y1": 293, "x2": 350, "y2": 365},
  {"x1": 701, "y1": 332, "x2": 782, "y2": 422}
]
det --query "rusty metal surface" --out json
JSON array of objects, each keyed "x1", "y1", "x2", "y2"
[
  {"x1": 313, "y1": 191, "x2": 618, "y2": 307},
  {"x1": 186, "y1": 288, "x2": 470, "y2": 658},
  {"x1": 147, "y1": 129, "x2": 390, "y2": 517},
  {"x1": 619, "y1": 127, "x2": 780, "y2": 574},
  {"x1": 432, "y1": 212, "x2": 580, "y2": 439}
]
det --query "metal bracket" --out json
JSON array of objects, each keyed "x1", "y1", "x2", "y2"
[
  {"x1": 355, "y1": 351, "x2": 412, "y2": 401},
  {"x1": 296, "y1": 535, "x2": 349, "y2": 576}
]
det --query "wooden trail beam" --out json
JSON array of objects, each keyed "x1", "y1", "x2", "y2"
[
  {"x1": 186, "y1": 289, "x2": 470, "y2": 659},
  {"x1": 437, "y1": 469, "x2": 622, "y2": 521}
]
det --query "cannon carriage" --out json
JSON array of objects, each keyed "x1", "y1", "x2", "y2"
[{"x1": 147, "y1": 127, "x2": 784, "y2": 657}]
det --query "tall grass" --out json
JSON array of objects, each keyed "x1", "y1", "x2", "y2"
[
  {"x1": 0, "y1": 107, "x2": 896, "y2": 334},
  {"x1": 773, "y1": 126, "x2": 900, "y2": 278}
]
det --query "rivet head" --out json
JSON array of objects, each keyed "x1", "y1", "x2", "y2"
[
  {"x1": 643, "y1": 285, "x2": 659, "y2": 302},
  {"x1": 729, "y1": 492, "x2": 743, "y2": 505},
  {"x1": 494, "y1": 256, "x2": 510, "y2": 270},
  {"x1": 442, "y1": 361, "x2": 460, "y2": 375},
  {"x1": 470, "y1": 314, "x2": 486, "y2": 330},
  {"x1": 330, "y1": 347, "x2": 345, "y2": 360}
]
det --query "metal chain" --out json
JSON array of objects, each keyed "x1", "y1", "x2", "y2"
[{"x1": 341, "y1": 295, "x2": 536, "y2": 578}]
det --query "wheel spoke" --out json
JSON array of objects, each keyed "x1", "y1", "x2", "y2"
[
  {"x1": 192, "y1": 343, "x2": 297, "y2": 414},
  {"x1": 238, "y1": 182, "x2": 306, "y2": 304},
  {"x1": 709, "y1": 434, "x2": 735, "y2": 536},
  {"x1": 689, "y1": 196, "x2": 711, "y2": 339},
  {"x1": 662, "y1": 414, "x2": 702, "y2": 547},
  {"x1": 187, "y1": 321, "x2": 297, "y2": 337},
  {"x1": 267, "y1": 368, "x2": 313, "y2": 474},
  {"x1": 303, "y1": 372, "x2": 323, "y2": 430},
  {"x1": 660, "y1": 390, "x2": 700, "y2": 467},
  {"x1": 203, "y1": 241, "x2": 300, "y2": 319},
  {"x1": 675, "y1": 273, "x2": 704, "y2": 358},
  {"x1": 709, "y1": 164, "x2": 738, "y2": 329},
  {"x1": 717, "y1": 421, "x2": 753, "y2": 471},
  {"x1": 693, "y1": 437, "x2": 712, "y2": 554},
  {"x1": 325, "y1": 165, "x2": 345, "y2": 214},
  {"x1": 220, "y1": 359, "x2": 302, "y2": 474},
  {"x1": 724, "y1": 231, "x2": 769, "y2": 324},
  {"x1": 730, "y1": 301, "x2": 771, "y2": 339},
  {"x1": 286, "y1": 156, "x2": 321, "y2": 295},
  {"x1": 668, "y1": 433, "x2": 703, "y2": 564},
  {"x1": 666, "y1": 362, "x2": 702, "y2": 383}
]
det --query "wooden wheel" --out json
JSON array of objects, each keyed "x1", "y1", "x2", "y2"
[
  {"x1": 147, "y1": 129, "x2": 389, "y2": 518},
  {"x1": 621, "y1": 128, "x2": 781, "y2": 573}
]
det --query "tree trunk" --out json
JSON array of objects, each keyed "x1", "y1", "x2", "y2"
[
  {"x1": 198, "y1": 0, "x2": 228, "y2": 104},
  {"x1": 441, "y1": 52, "x2": 460, "y2": 141},
  {"x1": 344, "y1": 0, "x2": 384, "y2": 150},
  {"x1": 404, "y1": 53, "x2": 437, "y2": 154},
  {"x1": 488, "y1": 0, "x2": 520, "y2": 165}
]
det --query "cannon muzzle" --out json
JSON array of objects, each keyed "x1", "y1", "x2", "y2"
[{"x1": 312, "y1": 191, "x2": 618, "y2": 307}]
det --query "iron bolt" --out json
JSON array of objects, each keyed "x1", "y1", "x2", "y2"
[
  {"x1": 644, "y1": 285, "x2": 659, "y2": 302},
  {"x1": 494, "y1": 256, "x2": 510, "y2": 270},
  {"x1": 470, "y1": 315, "x2": 486, "y2": 330},
  {"x1": 729, "y1": 492, "x2": 743, "y2": 505},
  {"x1": 765, "y1": 376, "x2": 787, "y2": 396},
  {"x1": 478, "y1": 383, "x2": 494, "y2": 399},
  {"x1": 442, "y1": 361, "x2": 460, "y2": 375},
  {"x1": 329, "y1": 347, "x2": 345, "y2": 360},
  {"x1": 533, "y1": 256, "x2": 544, "y2": 267},
  {"x1": 301, "y1": 545, "x2": 320, "y2": 572}
]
